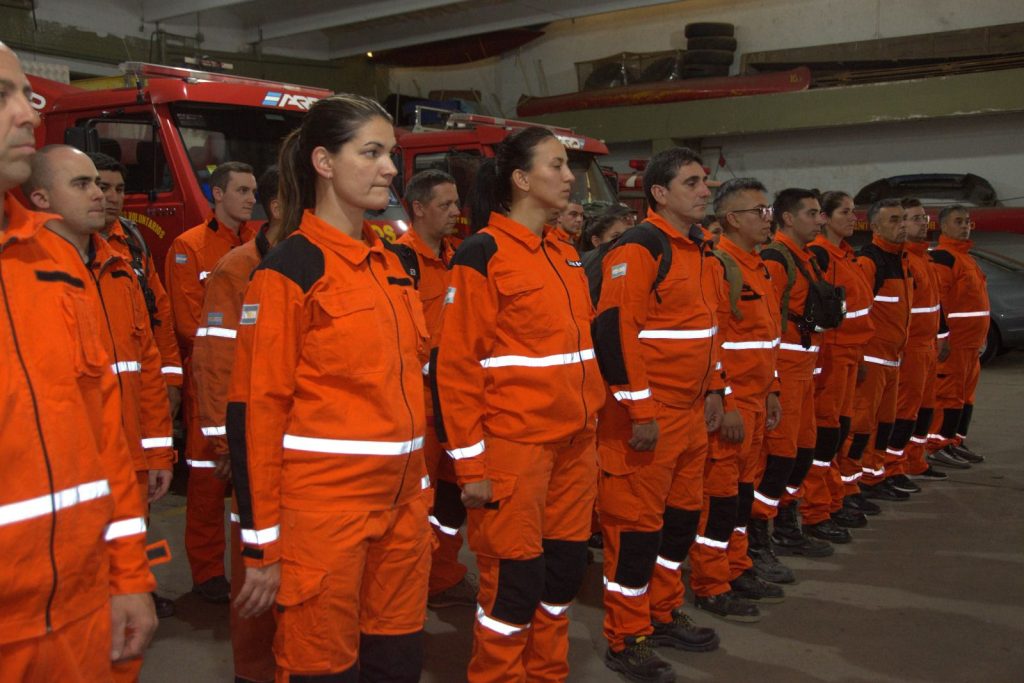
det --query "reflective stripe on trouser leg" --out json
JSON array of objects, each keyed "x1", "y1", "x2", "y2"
[
  {"x1": 185, "y1": 465, "x2": 228, "y2": 584},
  {"x1": 861, "y1": 422, "x2": 894, "y2": 485},
  {"x1": 690, "y1": 495, "x2": 738, "y2": 597},
  {"x1": 358, "y1": 632, "x2": 424, "y2": 683},
  {"x1": 728, "y1": 482, "x2": 755, "y2": 581},
  {"x1": 650, "y1": 506, "x2": 700, "y2": 622},
  {"x1": 602, "y1": 528, "x2": 660, "y2": 651},
  {"x1": 470, "y1": 554, "x2": 543, "y2": 681},
  {"x1": 523, "y1": 539, "x2": 589, "y2": 682},
  {"x1": 803, "y1": 432, "x2": 840, "y2": 525},
  {"x1": 752, "y1": 455, "x2": 793, "y2": 520},
  {"x1": 838, "y1": 433, "x2": 870, "y2": 496},
  {"x1": 429, "y1": 479, "x2": 468, "y2": 594}
]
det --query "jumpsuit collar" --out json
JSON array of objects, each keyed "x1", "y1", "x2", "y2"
[
  {"x1": 937, "y1": 234, "x2": 973, "y2": 252},
  {"x1": 810, "y1": 233, "x2": 854, "y2": 259},
  {"x1": 719, "y1": 233, "x2": 763, "y2": 269},
  {"x1": 774, "y1": 230, "x2": 814, "y2": 262},
  {"x1": 299, "y1": 209, "x2": 386, "y2": 266},
  {"x1": 644, "y1": 208, "x2": 706, "y2": 248},
  {"x1": 1, "y1": 194, "x2": 60, "y2": 246},
  {"x1": 402, "y1": 227, "x2": 455, "y2": 266},
  {"x1": 871, "y1": 232, "x2": 904, "y2": 254},
  {"x1": 487, "y1": 212, "x2": 551, "y2": 252}
]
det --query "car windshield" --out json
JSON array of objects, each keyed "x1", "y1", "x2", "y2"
[{"x1": 171, "y1": 102, "x2": 305, "y2": 219}]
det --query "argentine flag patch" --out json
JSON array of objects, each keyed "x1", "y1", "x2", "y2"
[
  {"x1": 444, "y1": 286, "x2": 456, "y2": 304},
  {"x1": 240, "y1": 304, "x2": 259, "y2": 325},
  {"x1": 611, "y1": 263, "x2": 627, "y2": 279}
]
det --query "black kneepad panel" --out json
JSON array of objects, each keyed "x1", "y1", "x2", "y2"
[
  {"x1": 358, "y1": 632, "x2": 423, "y2": 683},
  {"x1": 660, "y1": 507, "x2": 700, "y2": 562},
  {"x1": 614, "y1": 530, "x2": 660, "y2": 587},
  {"x1": 432, "y1": 479, "x2": 467, "y2": 528},
  {"x1": 704, "y1": 496, "x2": 738, "y2": 542},
  {"x1": 787, "y1": 447, "x2": 814, "y2": 487},
  {"x1": 940, "y1": 408, "x2": 961, "y2": 439},
  {"x1": 756, "y1": 455, "x2": 793, "y2": 498},
  {"x1": 887, "y1": 418, "x2": 915, "y2": 450},
  {"x1": 958, "y1": 404, "x2": 974, "y2": 436},
  {"x1": 874, "y1": 422, "x2": 894, "y2": 451},
  {"x1": 838, "y1": 415, "x2": 852, "y2": 447},
  {"x1": 540, "y1": 539, "x2": 588, "y2": 604},
  {"x1": 913, "y1": 408, "x2": 934, "y2": 437},
  {"x1": 814, "y1": 426, "x2": 841, "y2": 460},
  {"x1": 735, "y1": 483, "x2": 754, "y2": 527},
  {"x1": 847, "y1": 433, "x2": 870, "y2": 461},
  {"x1": 493, "y1": 556, "x2": 545, "y2": 625}
]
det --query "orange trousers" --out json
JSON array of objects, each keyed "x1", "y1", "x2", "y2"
[
  {"x1": 928, "y1": 347, "x2": 981, "y2": 449},
  {"x1": 424, "y1": 424, "x2": 469, "y2": 594},
  {"x1": 843, "y1": 358, "x2": 900, "y2": 489},
  {"x1": 0, "y1": 605, "x2": 112, "y2": 682},
  {"x1": 888, "y1": 345, "x2": 937, "y2": 476},
  {"x1": 690, "y1": 404, "x2": 765, "y2": 597},
  {"x1": 598, "y1": 399, "x2": 706, "y2": 652},
  {"x1": 804, "y1": 344, "x2": 860, "y2": 524},
  {"x1": 109, "y1": 472, "x2": 154, "y2": 683},
  {"x1": 753, "y1": 370, "x2": 816, "y2": 521},
  {"x1": 229, "y1": 501, "x2": 276, "y2": 682},
  {"x1": 465, "y1": 433, "x2": 596, "y2": 683},
  {"x1": 274, "y1": 497, "x2": 430, "y2": 682},
  {"x1": 184, "y1": 391, "x2": 229, "y2": 584}
]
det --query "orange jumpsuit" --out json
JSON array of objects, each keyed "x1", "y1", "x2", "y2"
[
  {"x1": 434, "y1": 213, "x2": 604, "y2": 683},
  {"x1": 592, "y1": 212, "x2": 724, "y2": 652},
  {"x1": 229, "y1": 211, "x2": 430, "y2": 681},
  {"x1": 804, "y1": 235, "x2": 875, "y2": 524},
  {"x1": 843, "y1": 235, "x2": 912, "y2": 490},
  {"x1": 887, "y1": 242, "x2": 943, "y2": 476},
  {"x1": 396, "y1": 228, "x2": 468, "y2": 595},
  {"x1": 165, "y1": 215, "x2": 257, "y2": 584},
  {"x1": 104, "y1": 217, "x2": 183, "y2": 387},
  {"x1": 753, "y1": 232, "x2": 823, "y2": 519},
  {"x1": 0, "y1": 195, "x2": 155, "y2": 680},
  {"x1": 927, "y1": 235, "x2": 990, "y2": 448},
  {"x1": 191, "y1": 225, "x2": 276, "y2": 683},
  {"x1": 690, "y1": 234, "x2": 780, "y2": 597}
]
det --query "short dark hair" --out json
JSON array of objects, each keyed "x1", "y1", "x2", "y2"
[
  {"x1": 643, "y1": 147, "x2": 704, "y2": 210},
  {"x1": 938, "y1": 204, "x2": 969, "y2": 225},
  {"x1": 404, "y1": 169, "x2": 456, "y2": 208},
  {"x1": 773, "y1": 188, "x2": 818, "y2": 229},
  {"x1": 900, "y1": 197, "x2": 923, "y2": 210},
  {"x1": 209, "y1": 161, "x2": 254, "y2": 192},
  {"x1": 819, "y1": 190, "x2": 851, "y2": 217},
  {"x1": 582, "y1": 204, "x2": 632, "y2": 251},
  {"x1": 87, "y1": 152, "x2": 127, "y2": 179},
  {"x1": 256, "y1": 165, "x2": 279, "y2": 219},
  {"x1": 867, "y1": 198, "x2": 902, "y2": 225},
  {"x1": 713, "y1": 177, "x2": 767, "y2": 216}
]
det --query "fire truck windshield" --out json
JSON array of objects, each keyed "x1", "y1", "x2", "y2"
[{"x1": 568, "y1": 152, "x2": 617, "y2": 206}]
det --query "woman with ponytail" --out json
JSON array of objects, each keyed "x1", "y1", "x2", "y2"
[
  {"x1": 226, "y1": 94, "x2": 431, "y2": 682},
  {"x1": 432, "y1": 126, "x2": 606, "y2": 682}
]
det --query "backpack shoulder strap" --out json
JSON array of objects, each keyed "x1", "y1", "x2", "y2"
[
  {"x1": 763, "y1": 240, "x2": 797, "y2": 331},
  {"x1": 711, "y1": 249, "x2": 744, "y2": 320}
]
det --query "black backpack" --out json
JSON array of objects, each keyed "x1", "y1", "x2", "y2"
[
  {"x1": 764, "y1": 239, "x2": 846, "y2": 336},
  {"x1": 584, "y1": 222, "x2": 672, "y2": 307}
]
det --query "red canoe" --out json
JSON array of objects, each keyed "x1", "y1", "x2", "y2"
[{"x1": 516, "y1": 66, "x2": 811, "y2": 117}]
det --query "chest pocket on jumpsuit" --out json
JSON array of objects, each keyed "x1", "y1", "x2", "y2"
[
  {"x1": 494, "y1": 272, "x2": 553, "y2": 339},
  {"x1": 62, "y1": 291, "x2": 109, "y2": 377},
  {"x1": 311, "y1": 288, "x2": 386, "y2": 376}
]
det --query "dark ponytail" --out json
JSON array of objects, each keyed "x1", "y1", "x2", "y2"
[
  {"x1": 820, "y1": 190, "x2": 851, "y2": 217},
  {"x1": 470, "y1": 126, "x2": 557, "y2": 232},
  {"x1": 276, "y1": 93, "x2": 392, "y2": 237}
]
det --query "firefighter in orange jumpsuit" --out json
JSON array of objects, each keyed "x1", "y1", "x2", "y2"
[
  {"x1": 845, "y1": 199, "x2": 913, "y2": 501},
  {"x1": 192, "y1": 167, "x2": 282, "y2": 683},
  {"x1": 552, "y1": 200, "x2": 584, "y2": 248},
  {"x1": 805, "y1": 191, "x2": 879, "y2": 532},
  {"x1": 165, "y1": 161, "x2": 258, "y2": 602},
  {"x1": 26, "y1": 145, "x2": 176, "y2": 682},
  {"x1": 433, "y1": 127, "x2": 605, "y2": 683},
  {"x1": 229, "y1": 95, "x2": 430, "y2": 682},
  {"x1": 91, "y1": 152, "x2": 183, "y2": 418},
  {"x1": 0, "y1": 43, "x2": 156, "y2": 681},
  {"x1": 884, "y1": 198, "x2": 949, "y2": 487},
  {"x1": 688, "y1": 178, "x2": 784, "y2": 624},
  {"x1": 926, "y1": 205, "x2": 989, "y2": 468},
  {"x1": 751, "y1": 189, "x2": 833, "y2": 578},
  {"x1": 396, "y1": 169, "x2": 478, "y2": 609},
  {"x1": 592, "y1": 147, "x2": 723, "y2": 683}
]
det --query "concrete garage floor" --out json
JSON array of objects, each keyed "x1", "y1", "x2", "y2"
[{"x1": 142, "y1": 352, "x2": 1024, "y2": 682}]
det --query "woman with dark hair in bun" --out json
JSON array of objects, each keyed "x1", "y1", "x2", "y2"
[{"x1": 433, "y1": 126, "x2": 605, "y2": 682}]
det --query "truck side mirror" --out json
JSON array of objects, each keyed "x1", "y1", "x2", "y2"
[{"x1": 64, "y1": 126, "x2": 100, "y2": 153}]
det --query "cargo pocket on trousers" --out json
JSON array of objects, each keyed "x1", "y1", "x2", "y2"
[
  {"x1": 598, "y1": 448, "x2": 642, "y2": 523},
  {"x1": 274, "y1": 563, "x2": 330, "y2": 671},
  {"x1": 471, "y1": 468, "x2": 531, "y2": 558}
]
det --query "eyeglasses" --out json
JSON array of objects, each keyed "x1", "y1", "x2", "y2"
[{"x1": 730, "y1": 206, "x2": 774, "y2": 221}]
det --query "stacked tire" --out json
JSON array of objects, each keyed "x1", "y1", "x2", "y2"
[{"x1": 681, "y1": 22, "x2": 736, "y2": 79}]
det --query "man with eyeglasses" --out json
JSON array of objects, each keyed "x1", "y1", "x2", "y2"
[
  {"x1": 884, "y1": 198, "x2": 949, "y2": 486},
  {"x1": 847, "y1": 199, "x2": 914, "y2": 502},
  {"x1": 688, "y1": 178, "x2": 785, "y2": 623},
  {"x1": 749, "y1": 189, "x2": 834, "y2": 582},
  {"x1": 926, "y1": 205, "x2": 989, "y2": 467}
]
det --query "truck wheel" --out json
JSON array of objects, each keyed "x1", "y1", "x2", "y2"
[
  {"x1": 682, "y1": 49, "x2": 736, "y2": 66},
  {"x1": 679, "y1": 64, "x2": 730, "y2": 79},
  {"x1": 684, "y1": 22, "x2": 736, "y2": 38},
  {"x1": 686, "y1": 36, "x2": 738, "y2": 51}
]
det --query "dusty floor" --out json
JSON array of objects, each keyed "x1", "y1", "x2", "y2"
[{"x1": 142, "y1": 351, "x2": 1024, "y2": 682}]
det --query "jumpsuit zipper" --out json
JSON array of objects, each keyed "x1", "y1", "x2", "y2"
[{"x1": 540, "y1": 241, "x2": 589, "y2": 435}]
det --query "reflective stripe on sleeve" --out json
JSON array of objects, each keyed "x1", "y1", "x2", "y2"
[
  {"x1": 241, "y1": 525, "x2": 280, "y2": 546},
  {"x1": 946, "y1": 310, "x2": 989, "y2": 318},
  {"x1": 845, "y1": 306, "x2": 871, "y2": 319},
  {"x1": 421, "y1": 475, "x2": 431, "y2": 490},
  {"x1": 230, "y1": 512, "x2": 241, "y2": 523},
  {"x1": 448, "y1": 440, "x2": 485, "y2": 460},
  {"x1": 911, "y1": 304, "x2": 941, "y2": 314},
  {"x1": 721, "y1": 338, "x2": 780, "y2": 350},
  {"x1": 613, "y1": 387, "x2": 652, "y2": 402},
  {"x1": 110, "y1": 361, "x2": 142, "y2": 374},
  {"x1": 105, "y1": 516, "x2": 147, "y2": 541},
  {"x1": 779, "y1": 343, "x2": 820, "y2": 353},
  {"x1": 141, "y1": 436, "x2": 173, "y2": 449},
  {"x1": 283, "y1": 434, "x2": 424, "y2": 456},
  {"x1": 161, "y1": 366, "x2": 183, "y2": 375},
  {"x1": 639, "y1": 326, "x2": 717, "y2": 340},
  {"x1": 0, "y1": 479, "x2": 110, "y2": 528},
  {"x1": 863, "y1": 355, "x2": 900, "y2": 367},
  {"x1": 874, "y1": 295, "x2": 900, "y2": 303},
  {"x1": 480, "y1": 348, "x2": 595, "y2": 369},
  {"x1": 186, "y1": 460, "x2": 218, "y2": 468},
  {"x1": 201, "y1": 426, "x2": 227, "y2": 437}
]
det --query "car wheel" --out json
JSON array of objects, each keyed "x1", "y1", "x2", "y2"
[{"x1": 980, "y1": 321, "x2": 1000, "y2": 364}]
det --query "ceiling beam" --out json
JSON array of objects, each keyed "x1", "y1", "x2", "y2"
[
  {"x1": 250, "y1": 0, "x2": 468, "y2": 44},
  {"x1": 320, "y1": 0, "x2": 679, "y2": 58},
  {"x1": 143, "y1": 0, "x2": 251, "y2": 23}
]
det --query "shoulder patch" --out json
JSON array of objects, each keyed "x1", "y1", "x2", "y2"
[
  {"x1": 611, "y1": 263, "x2": 627, "y2": 279},
  {"x1": 175, "y1": 253, "x2": 187, "y2": 264},
  {"x1": 929, "y1": 249, "x2": 955, "y2": 268},
  {"x1": 444, "y1": 286, "x2": 456, "y2": 304},
  {"x1": 239, "y1": 304, "x2": 259, "y2": 325},
  {"x1": 255, "y1": 234, "x2": 325, "y2": 293},
  {"x1": 452, "y1": 232, "x2": 498, "y2": 277}
]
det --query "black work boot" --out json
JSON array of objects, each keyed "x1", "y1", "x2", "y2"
[
  {"x1": 830, "y1": 507, "x2": 868, "y2": 528},
  {"x1": 730, "y1": 568, "x2": 785, "y2": 603},
  {"x1": 747, "y1": 518, "x2": 795, "y2": 584},
  {"x1": 650, "y1": 610, "x2": 719, "y2": 652},
  {"x1": 803, "y1": 518, "x2": 852, "y2": 544},
  {"x1": 844, "y1": 493, "x2": 881, "y2": 516},
  {"x1": 694, "y1": 591, "x2": 761, "y2": 622},
  {"x1": 604, "y1": 636, "x2": 676, "y2": 683},
  {"x1": 771, "y1": 504, "x2": 834, "y2": 557}
]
